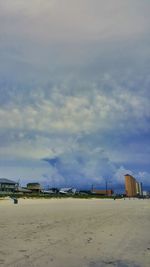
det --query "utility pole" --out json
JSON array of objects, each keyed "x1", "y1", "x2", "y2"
[{"x1": 105, "y1": 180, "x2": 108, "y2": 196}]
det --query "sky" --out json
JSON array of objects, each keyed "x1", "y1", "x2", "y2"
[{"x1": 0, "y1": 0, "x2": 150, "y2": 190}]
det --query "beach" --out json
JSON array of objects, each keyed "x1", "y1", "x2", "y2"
[{"x1": 0, "y1": 198, "x2": 150, "y2": 267}]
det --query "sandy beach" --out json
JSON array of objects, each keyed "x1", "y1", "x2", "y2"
[{"x1": 0, "y1": 198, "x2": 150, "y2": 267}]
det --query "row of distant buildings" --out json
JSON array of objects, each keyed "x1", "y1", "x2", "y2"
[
  {"x1": 0, "y1": 179, "x2": 78, "y2": 195},
  {"x1": 0, "y1": 176, "x2": 149, "y2": 197},
  {"x1": 0, "y1": 178, "x2": 114, "y2": 196},
  {"x1": 0, "y1": 178, "x2": 113, "y2": 196},
  {"x1": 0, "y1": 179, "x2": 41, "y2": 193}
]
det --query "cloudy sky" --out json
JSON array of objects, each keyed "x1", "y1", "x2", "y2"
[{"x1": 0, "y1": 0, "x2": 150, "y2": 189}]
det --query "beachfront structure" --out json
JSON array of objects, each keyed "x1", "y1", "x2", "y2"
[
  {"x1": 92, "y1": 189, "x2": 114, "y2": 196},
  {"x1": 135, "y1": 182, "x2": 143, "y2": 196},
  {"x1": 125, "y1": 174, "x2": 137, "y2": 197},
  {"x1": 138, "y1": 182, "x2": 143, "y2": 196},
  {"x1": 59, "y1": 188, "x2": 77, "y2": 194},
  {"x1": 125, "y1": 174, "x2": 143, "y2": 197},
  {"x1": 136, "y1": 181, "x2": 140, "y2": 195},
  {"x1": 26, "y1": 183, "x2": 42, "y2": 193},
  {"x1": 143, "y1": 191, "x2": 149, "y2": 197},
  {"x1": 16, "y1": 187, "x2": 32, "y2": 193},
  {"x1": 0, "y1": 178, "x2": 18, "y2": 192}
]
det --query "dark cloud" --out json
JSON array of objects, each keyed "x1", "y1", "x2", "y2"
[{"x1": 0, "y1": 0, "x2": 150, "y2": 187}]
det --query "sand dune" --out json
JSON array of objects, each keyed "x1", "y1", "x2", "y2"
[{"x1": 0, "y1": 198, "x2": 150, "y2": 267}]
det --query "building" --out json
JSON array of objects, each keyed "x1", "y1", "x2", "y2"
[
  {"x1": 59, "y1": 188, "x2": 77, "y2": 194},
  {"x1": 136, "y1": 181, "x2": 140, "y2": 195},
  {"x1": 143, "y1": 191, "x2": 149, "y2": 197},
  {"x1": 125, "y1": 174, "x2": 137, "y2": 197},
  {"x1": 138, "y1": 182, "x2": 143, "y2": 196},
  {"x1": 26, "y1": 183, "x2": 41, "y2": 193},
  {"x1": 92, "y1": 189, "x2": 114, "y2": 196},
  {"x1": 0, "y1": 178, "x2": 18, "y2": 192},
  {"x1": 15, "y1": 187, "x2": 32, "y2": 194},
  {"x1": 125, "y1": 174, "x2": 143, "y2": 197}
]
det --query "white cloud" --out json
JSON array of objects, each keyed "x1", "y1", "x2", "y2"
[
  {"x1": 0, "y1": 81, "x2": 149, "y2": 138},
  {"x1": 115, "y1": 167, "x2": 132, "y2": 184}
]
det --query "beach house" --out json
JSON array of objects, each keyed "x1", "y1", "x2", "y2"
[
  {"x1": 0, "y1": 178, "x2": 18, "y2": 192},
  {"x1": 26, "y1": 183, "x2": 42, "y2": 193}
]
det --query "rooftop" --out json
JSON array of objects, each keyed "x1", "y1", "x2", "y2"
[
  {"x1": 27, "y1": 183, "x2": 40, "y2": 186},
  {"x1": 0, "y1": 178, "x2": 17, "y2": 184}
]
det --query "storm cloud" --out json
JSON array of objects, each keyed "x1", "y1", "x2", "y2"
[{"x1": 0, "y1": 0, "x2": 150, "y2": 188}]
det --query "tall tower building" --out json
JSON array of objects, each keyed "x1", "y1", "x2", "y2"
[
  {"x1": 138, "y1": 182, "x2": 143, "y2": 196},
  {"x1": 125, "y1": 174, "x2": 137, "y2": 197},
  {"x1": 136, "y1": 181, "x2": 140, "y2": 195}
]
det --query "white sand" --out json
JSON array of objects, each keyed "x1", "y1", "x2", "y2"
[{"x1": 0, "y1": 198, "x2": 150, "y2": 267}]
